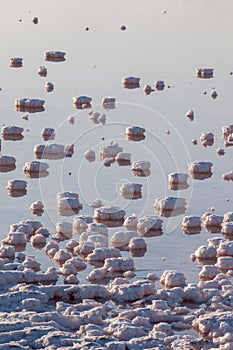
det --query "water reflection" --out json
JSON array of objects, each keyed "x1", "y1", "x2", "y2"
[
  {"x1": 94, "y1": 219, "x2": 124, "y2": 227},
  {"x1": 0, "y1": 164, "x2": 16, "y2": 173},
  {"x1": 7, "y1": 189, "x2": 27, "y2": 197},
  {"x1": 15, "y1": 106, "x2": 45, "y2": 113},
  {"x1": 155, "y1": 207, "x2": 186, "y2": 218},
  {"x1": 126, "y1": 134, "x2": 145, "y2": 142},
  {"x1": 189, "y1": 172, "x2": 212, "y2": 180},
  {"x1": 183, "y1": 227, "x2": 202, "y2": 235},
  {"x1": 2, "y1": 134, "x2": 24, "y2": 141},
  {"x1": 24, "y1": 170, "x2": 49, "y2": 179},
  {"x1": 168, "y1": 182, "x2": 189, "y2": 191},
  {"x1": 132, "y1": 169, "x2": 151, "y2": 177}
]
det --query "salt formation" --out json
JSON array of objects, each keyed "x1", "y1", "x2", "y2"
[
  {"x1": 84, "y1": 149, "x2": 95, "y2": 162},
  {"x1": 6, "y1": 179, "x2": 27, "y2": 197},
  {"x1": 188, "y1": 160, "x2": 213, "y2": 174},
  {"x1": 15, "y1": 98, "x2": 45, "y2": 108},
  {"x1": 160, "y1": 270, "x2": 186, "y2": 288},
  {"x1": 99, "y1": 143, "x2": 123, "y2": 159},
  {"x1": 221, "y1": 222, "x2": 233, "y2": 236},
  {"x1": 23, "y1": 161, "x2": 49, "y2": 173},
  {"x1": 119, "y1": 182, "x2": 142, "y2": 200},
  {"x1": 31, "y1": 233, "x2": 46, "y2": 248},
  {"x1": 125, "y1": 126, "x2": 145, "y2": 141},
  {"x1": 168, "y1": 172, "x2": 189, "y2": 190},
  {"x1": 111, "y1": 230, "x2": 138, "y2": 248},
  {"x1": 30, "y1": 201, "x2": 44, "y2": 216},
  {"x1": 223, "y1": 211, "x2": 233, "y2": 223},
  {"x1": 37, "y1": 66, "x2": 47, "y2": 77},
  {"x1": 182, "y1": 216, "x2": 202, "y2": 229},
  {"x1": 94, "y1": 206, "x2": 125, "y2": 225},
  {"x1": 73, "y1": 215, "x2": 93, "y2": 234},
  {"x1": 57, "y1": 192, "x2": 82, "y2": 216},
  {"x1": 87, "y1": 247, "x2": 121, "y2": 263},
  {"x1": 193, "y1": 245, "x2": 217, "y2": 260},
  {"x1": 34, "y1": 143, "x2": 74, "y2": 159},
  {"x1": 1, "y1": 125, "x2": 24, "y2": 136},
  {"x1": 137, "y1": 215, "x2": 163, "y2": 236},
  {"x1": 185, "y1": 110, "x2": 194, "y2": 121},
  {"x1": 45, "y1": 81, "x2": 54, "y2": 92},
  {"x1": 202, "y1": 213, "x2": 223, "y2": 227},
  {"x1": 45, "y1": 50, "x2": 66, "y2": 61},
  {"x1": 222, "y1": 171, "x2": 233, "y2": 181},
  {"x1": 128, "y1": 237, "x2": 147, "y2": 252},
  {"x1": 73, "y1": 96, "x2": 92, "y2": 108},
  {"x1": 196, "y1": 67, "x2": 214, "y2": 78},
  {"x1": 154, "y1": 197, "x2": 186, "y2": 216},
  {"x1": 102, "y1": 96, "x2": 116, "y2": 109},
  {"x1": 132, "y1": 160, "x2": 151, "y2": 176},
  {"x1": 216, "y1": 147, "x2": 225, "y2": 156},
  {"x1": 0, "y1": 155, "x2": 16, "y2": 172},
  {"x1": 200, "y1": 131, "x2": 214, "y2": 147},
  {"x1": 154, "y1": 80, "x2": 165, "y2": 90},
  {"x1": 9, "y1": 57, "x2": 23, "y2": 67},
  {"x1": 115, "y1": 152, "x2": 131, "y2": 165},
  {"x1": 32, "y1": 16, "x2": 38, "y2": 24},
  {"x1": 222, "y1": 124, "x2": 233, "y2": 139},
  {"x1": 143, "y1": 84, "x2": 153, "y2": 94},
  {"x1": 122, "y1": 76, "x2": 140, "y2": 88},
  {"x1": 90, "y1": 199, "x2": 102, "y2": 208},
  {"x1": 41, "y1": 127, "x2": 55, "y2": 140},
  {"x1": 123, "y1": 215, "x2": 138, "y2": 230},
  {"x1": 210, "y1": 89, "x2": 218, "y2": 99}
]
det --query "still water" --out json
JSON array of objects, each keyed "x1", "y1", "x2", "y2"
[{"x1": 0, "y1": 0, "x2": 232, "y2": 283}]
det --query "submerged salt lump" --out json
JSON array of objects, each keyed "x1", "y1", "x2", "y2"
[
  {"x1": 44, "y1": 81, "x2": 54, "y2": 92},
  {"x1": 41, "y1": 127, "x2": 55, "y2": 140},
  {"x1": 84, "y1": 149, "x2": 95, "y2": 162},
  {"x1": 45, "y1": 50, "x2": 66, "y2": 59},
  {"x1": 188, "y1": 160, "x2": 213, "y2": 173},
  {"x1": 37, "y1": 65, "x2": 47, "y2": 77},
  {"x1": 23, "y1": 161, "x2": 49, "y2": 172},
  {"x1": 168, "y1": 172, "x2": 188, "y2": 184},
  {"x1": 182, "y1": 216, "x2": 201, "y2": 228},
  {"x1": 154, "y1": 80, "x2": 165, "y2": 90},
  {"x1": 160, "y1": 270, "x2": 186, "y2": 288},
  {"x1": 99, "y1": 143, "x2": 123, "y2": 159},
  {"x1": 87, "y1": 247, "x2": 121, "y2": 262},
  {"x1": 6, "y1": 179, "x2": 27, "y2": 191},
  {"x1": 15, "y1": 98, "x2": 45, "y2": 108},
  {"x1": 94, "y1": 205, "x2": 125, "y2": 222},
  {"x1": 120, "y1": 182, "x2": 142, "y2": 195},
  {"x1": 137, "y1": 216, "x2": 163, "y2": 234},
  {"x1": 122, "y1": 76, "x2": 140, "y2": 85},
  {"x1": 129, "y1": 237, "x2": 147, "y2": 251},
  {"x1": 186, "y1": 110, "x2": 194, "y2": 121},
  {"x1": 125, "y1": 126, "x2": 145, "y2": 136},
  {"x1": 73, "y1": 95, "x2": 92, "y2": 106},
  {"x1": 200, "y1": 131, "x2": 214, "y2": 146},
  {"x1": 111, "y1": 230, "x2": 138, "y2": 247},
  {"x1": 222, "y1": 171, "x2": 233, "y2": 181},
  {"x1": 154, "y1": 197, "x2": 186, "y2": 211},
  {"x1": 1, "y1": 125, "x2": 24, "y2": 135},
  {"x1": 132, "y1": 160, "x2": 151, "y2": 171},
  {"x1": 0, "y1": 155, "x2": 16, "y2": 166},
  {"x1": 194, "y1": 245, "x2": 217, "y2": 260},
  {"x1": 196, "y1": 67, "x2": 214, "y2": 78},
  {"x1": 202, "y1": 213, "x2": 223, "y2": 227},
  {"x1": 221, "y1": 222, "x2": 233, "y2": 236},
  {"x1": 10, "y1": 57, "x2": 23, "y2": 67}
]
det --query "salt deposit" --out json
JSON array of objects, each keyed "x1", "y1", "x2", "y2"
[
  {"x1": 123, "y1": 215, "x2": 138, "y2": 230},
  {"x1": 223, "y1": 212, "x2": 233, "y2": 222},
  {"x1": 37, "y1": 66, "x2": 47, "y2": 77},
  {"x1": 15, "y1": 98, "x2": 45, "y2": 108},
  {"x1": 221, "y1": 222, "x2": 233, "y2": 236},
  {"x1": 23, "y1": 161, "x2": 49, "y2": 173},
  {"x1": 128, "y1": 237, "x2": 147, "y2": 251},
  {"x1": 222, "y1": 171, "x2": 233, "y2": 181},
  {"x1": 200, "y1": 131, "x2": 214, "y2": 147},
  {"x1": 168, "y1": 172, "x2": 188, "y2": 184},
  {"x1": 34, "y1": 143, "x2": 74, "y2": 159},
  {"x1": 154, "y1": 80, "x2": 165, "y2": 90},
  {"x1": 99, "y1": 143, "x2": 123, "y2": 159},
  {"x1": 188, "y1": 160, "x2": 213, "y2": 173},
  {"x1": 122, "y1": 76, "x2": 140, "y2": 87},
  {"x1": 0, "y1": 155, "x2": 16, "y2": 168},
  {"x1": 2, "y1": 125, "x2": 24, "y2": 136},
  {"x1": 73, "y1": 95, "x2": 92, "y2": 108},
  {"x1": 194, "y1": 245, "x2": 217, "y2": 260},
  {"x1": 41, "y1": 128, "x2": 55, "y2": 140},
  {"x1": 154, "y1": 197, "x2": 186, "y2": 211},
  {"x1": 137, "y1": 215, "x2": 163, "y2": 235},
  {"x1": 119, "y1": 182, "x2": 142, "y2": 200},
  {"x1": 210, "y1": 89, "x2": 218, "y2": 99},
  {"x1": 160, "y1": 270, "x2": 186, "y2": 288},
  {"x1": 45, "y1": 50, "x2": 66, "y2": 61},
  {"x1": 10, "y1": 57, "x2": 23, "y2": 67},
  {"x1": 111, "y1": 230, "x2": 138, "y2": 248},
  {"x1": 132, "y1": 160, "x2": 151, "y2": 176},
  {"x1": 202, "y1": 214, "x2": 223, "y2": 227},
  {"x1": 143, "y1": 84, "x2": 153, "y2": 94},
  {"x1": 186, "y1": 110, "x2": 194, "y2": 121},
  {"x1": 45, "y1": 81, "x2": 54, "y2": 92},
  {"x1": 30, "y1": 201, "x2": 44, "y2": 215},
  {"x1": 182, "y1": 216, "x2": 201, "y2": 228},
  {"x1": 102, "y1": 97, "x2": 116, "y2": 109},
  {"x1": 6, "y1": 179, "x2": 27, "y2": 191},
  {"x1": 196, "y1": 67, "x2": 214, "y2": 78},
  {"x1": 94, "y1": 206, "x2": 125, "y2": 225}
]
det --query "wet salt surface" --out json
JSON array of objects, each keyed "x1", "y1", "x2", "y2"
[{"x1": 0, "y1": 0, "x2": 233, "y2": 348}]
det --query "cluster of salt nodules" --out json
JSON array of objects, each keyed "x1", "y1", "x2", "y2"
[
  {"x1": 34, "y1": 143, "x2": 74, "y2": 159},
  {"x1": 41, "y1": 127, "x2": 55, "y2": 140},
  {"x1": 125, "y1": 125, "x2": 145, "y2": 141},
  {"x1": 102, "y1": 96, "x2": 116, "y2": 109},
  {"x1": 196, "y1": 67, "x2": 214, "y2": 78},
  {"x1": 188, "y1": 160, "x2": 213, "y2": 180},
  {"x1": 57, "y1": 191, "x2": 82, "y2": 217},
  {"x1": 88, "y1": 111, "x2": 106, "y2": 124},
  {"x1": 37, "y1": 65, "x2": 47, "y2": 77},
  {"x1": 132, "y1": 160, "x2": 151, "y2": 176},
  {"x1": 45, "y1": 50, "x2": 66, "y2": 61},
  {"x1": 99, "y1": 141, "x2": 123, "y2": 162},
  {"x1": 73, "y1": 95, "x2": 92, "y2": 109},
  {"x1": 1, "y1": 125, "x2": 24, "y2": 141},
  {"x1": 202, "y1": 211, "x2": 223, "y2": 229},
  {"x1": 15, "y1": 98, "x2": 45, "y2": 108},
  {"x1": 154, "y1": 80, "x2": 165, "y2": 90},
  {"x1": 154, "y1": 197, "x2": 186, "y2": 217},
  {"x1": 122, "y1": 76, "x2": 140, "y2": 88},
  {"x1": 168, "y1": 172, "x2": 189, "y2": 190},
  {"x1": 120, "y1": 182, "x2": 142, "y2": 200},
  {"x1": 10, "y1": 57, "x2": 23, "y2": 67},
  {"x1": 200, "y1": 131, "x2": 214, "y2": 147}
]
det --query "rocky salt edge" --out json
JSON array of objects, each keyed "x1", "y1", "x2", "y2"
[{"x1": 0, "y1": 212, "x2": 232, "y2": 349}]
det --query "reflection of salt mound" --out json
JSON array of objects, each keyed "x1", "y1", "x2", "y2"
[
  {"x1": 41, "y1": 128, "x2": 55, "y2": 141},
  {"x1": 10, "y1": 57, "x2": 23, "y2": 67},
  {"x1": 0, "y1": 155, "x2": 16, "y2": 172},
  {"x1": 120, "y1": 182, "x2": 142, "y2": 200},
  {"x1": 94, "y1": 206, "x2": 125, "y2": 226},
  {"x1": 45, "y1": 50, "x2": 66, "y2": 61},
  {"x1": 99, "y1": 143, "x2": 123, "y2": 159},
  {"x1": 34, "y1": 143, "x2": 74, "y2": 159},
  {"x1": 73, "y1": 96, "x2": 92, "y2": 109},
  {"x1": 200, "y1": 132, "x2": 214, "y2": 147},
  {"x1": 137, "y1": 215, "x2": 163, "y2": 236},
  {"x1": 196, "y1": 67, "x2": 214, "y2": 78},
  {"x1": 15, "y1": 98, "x2": 45, "y2": 108}
]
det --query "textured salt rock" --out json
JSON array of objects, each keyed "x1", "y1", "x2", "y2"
[
  {"x1": 87, "y1": 248, "x2": 121, "y2": 262},
  {"x1": 73, "y1": 95, "x2": 92, "y2": 107},
  {"x1": 34, "y1": 143, "x2": 74, "y2": 158},
  {"x1": 20, "y1": 219, "x2": 42, "y2": 233},
  {"x1": 15, "y1": 98, "x2": 45, "y2": 108},
  {"x1": 223, "y1": 212, "x2": 233, "y2": 223},
  {"x1": 10, "y1": 57, "x2": 23, "y2": 67},
  {"x1": 45, "y1": 82, "x2": 54, "y2": 92},
  {"x1": 45, "y1": 241, "x2": 59, "y2": 256},
  {"x1": 1, "y1": 126, "x2": 24, "y2": 136},
  {"x1": 160, "y1": 270, "x2": 186, "y2": 288},
  {"x1": 102, "y1": 157, "x2": 115, "y2": 167},
  {"x1": 200, "y1": 131, "x2": 214, "y2": 146},
  {"x1": 22, "y1": 256, "x2": 41, "y2": 272},
  {"x1": 217, "y1": 148, "x2": 225, "y2": 156},
  {"x1": 203, "y1": 214, "x2": 223, "y2": 227},
  {"x1": 111, "y1": 231, "x2": 138, "y2": 248},
  {"x1": 0, "y1": 155, "x2": 16, "y2": 167},
  {"x1": 57, "y1": 192, "x2": 82, "y2": 213},
  {"x1": 154, "y1": 80, "x2": 165, "y2": 90},
  {"x1": 41, "y1": 127, "x2": 55, "y2": 140},
  {"x1": 188, "y1": 160, "x2": 213, "y2": 174},
  {"x1": 45, "y1": 50, "x2": 66, "y2": 61},
  {"x1": 74, "y1": 241, "x2": 94, "y2": 256},
  {"x1": 217, "y1": 241, "x2": 233, "y2": 257},
  {"x1": 221, "y1": 222, "x2": 233, "y2": 236},
  {"x1": 94, "y1": 206, "x2": 125, "y2": 222},
  {"x1": 53, "y1": 249, "x2": 72, "y2": 264},
  {"x1": 3, "y1": 232, "x2": 27, "y2": 246},
  {"x1": 38, "y1": 66, "x2": 47, "y2": 77},
  {"x1": 210, "y1": 89, "x2": 218, "y2": 99},
  {"x1": 128, "y1": 237, "x2": 147, "y2": 251},
  {"x1": 23, "y1": 161, "x2": 49, "y2": 173},
  {"x1": 87, "y1": 222, "x2": 108, "y2": 236},
  {"x1": 59, "y1": 257, "x2": 86, "y2": 275},
  {"x1": 86, "y1": 267, "x2": 111, "y2": 281},
  {"x1": 102, "y1": 97, "x2": 116, "y2": 108},
  {"x1": 115, "y1": 152, "x2": 131, "y2": 162},
  {"x1": 30, "y1": 200, "x2": 44, "y2": 214},
  {"x1": 154, "y1": 197, "x2": 186, "y2": 211},
  {"x1": 125, "y1": 126, "x2": 145, "y2": 136},
  {"x1": 6, "y1": 179, "x2": 27, "y2": 191},
  {"x1": 217, "y1": 257, "x2": 233, "y2": 270},
  {"x1": 182, "y1": 216, "x2": 201, "y2": 228},
  {"x1": 123, "y1": 215, "x2": 138, "y2": 230},
  {"x1": 0, "y1": 245, "x2": 15, "y2": 259},
  {"x1": 194, "y1": 245, "x2": 217, "y2": 260},
  {"x1": 122, "y1": 76, "x2": 140, "y2": 86},
  {"x1": 89, "y1": 111, "x2": 100, "y2": 123},
  {"x1": 196, "y1": 67, "x2": 214, "y2": 78},
  {"x1": 222, "y1": 171, "x2": 233, "y2": 181},
  {"x1": 99, "y1": 144, "x2": 123, "y2": 159},
  {"x1": 73, "y1": 215, "x2": 92, "y2": 234},
  {"x1": 168, "y1": 173, "x2": 188, "y2": 184},
  {"x1": 31, "y1": 233, "x2": 46, "y2": 247},
  {"x1": 186, "y1": 110, "x2": 194, "y2": 121},
  {"x1": 137, "y1": 216, "x2": 163, "y2": 235},
  {"x1": 10, "y1": 223, "x2": 33, "y2": 237},
  {"x1": 84, "y1": 149, "x2": 95, "y2": 162},
  {"x1": 132, "y1": 160, "x2": 150, "y2": 171},
  {"x1": 90, "y1": 198, "x2": 102, "y2": 208},
  {"x1": 104, "y1": 257, "x2": 135, "y2": 272},
  {"x1": 66, "y1": 239, "x2": 79, "y2": 253},
  {"x1": 120, "y1": 182, "x2": 142, "y2": 199},
  {"x1": 56, "y1": 222, "x2": 73, "y2": 237},
  {"x1": 199, "y1": 265, "x2": 220, "y2": 280}
]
